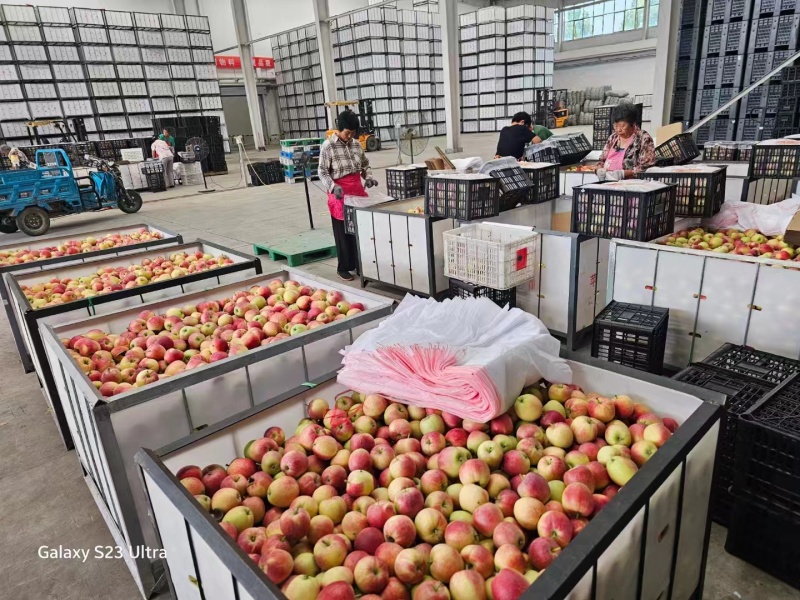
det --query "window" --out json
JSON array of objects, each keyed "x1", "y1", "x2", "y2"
[{"x1": 558, "y1": 0, "x2": 658, "y2": 42}]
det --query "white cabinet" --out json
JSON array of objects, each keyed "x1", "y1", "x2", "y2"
[{"x1": 354, "y1": 199, "x2": 453, "y2": 296}]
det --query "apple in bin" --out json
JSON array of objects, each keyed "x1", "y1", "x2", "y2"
[{"x1": 173, "y1": 378, "x2": 680, "y2": 599}]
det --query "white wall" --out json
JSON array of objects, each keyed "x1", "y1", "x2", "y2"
[{"x1": 553, "y1": 56, "x2": 656, "y2": 98}]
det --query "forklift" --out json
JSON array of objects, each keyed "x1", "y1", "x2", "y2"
[
  {"x1": 325, "y1": 100, "x2": 381, "y2": 152},
  {"x1": 25, "y1": 118, "x2": 88, "y2": 145}
]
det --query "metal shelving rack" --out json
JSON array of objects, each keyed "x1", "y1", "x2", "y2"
[
  {"x1": 272, "y1": 24, "x2": 325, "y2": 139},
  {"x1": 459, "y1": 4, "x2": 554, "y2": 134},
  {"x1": 0, "y1": 5, "x2": 225, "y2": 150},
  {"x1": 332, "y1": 6, "x2": 445, "y2": 142}
]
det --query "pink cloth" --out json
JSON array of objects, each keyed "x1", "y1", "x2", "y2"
[
  {"x1": 605, "y1": 148, "x2": 625, "y2": 171},
  {"x1": 327, "y1": 172, "x2": 367, "y2": 221},
  {"x1": 338, "y1": 345, "x2": 505, "y2": 421}
]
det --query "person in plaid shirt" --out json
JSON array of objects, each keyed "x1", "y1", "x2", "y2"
[{"x1": 319, "y1": 110, "x2": 378, "y2": 281}]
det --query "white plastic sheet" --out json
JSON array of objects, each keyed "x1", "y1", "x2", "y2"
[
  {"x1": 337, "y1": 295, "x2": 572, "y2": 422},
  {"x1": 704, "y1": 196, "x2": 800, "y2": 236}
]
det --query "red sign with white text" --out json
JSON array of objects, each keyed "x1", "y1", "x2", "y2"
[{"x1": 215, "y1": 56, "x2": 274, "y2": 69}]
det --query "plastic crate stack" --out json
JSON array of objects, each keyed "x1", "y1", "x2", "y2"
[
  {"x1": 592, "y1": 103, "x2": 643, "y2": 150},
  {"x1": 672, "y1": 0, "x2": 800, "y2": 144},
  {"x1": 635, "y1": 94, "x2": 653, "y2": 122},
  {"x1": 272, "y1": 25, "x2": 326, "y2": 139},
  {"x1": 140, "y1": 158, "x2": 166, "y2": 192},
  {"x1": 153, "y1": 115, "x2": 228, "y2": 175},
  {"x1": 247, "y1": 160, "x2": 283, "y2": 186},
  {"x1": 774, "y1": 64, "x2": 800, "y2": 137},
  {"x1": 0, "y1": 6, "x2": 224, "y2": 147},
  {"x1": 279, "y1": 137, "x2": 324, "y2": 184},
  {"x1": 701, "y1": 345, "x2": 800, "y2": 589},
  {"x1": 459, "y1": 4, "x2": 555, "y2": 133},
  {"x1": 331, "y1": 6, "x2": 446, "y2": 142}
]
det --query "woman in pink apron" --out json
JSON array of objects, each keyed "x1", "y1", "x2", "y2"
[
  {"x1": 318, "y1": 110, "x2": 377, "y2": 281},
  {"x1": 596, "y1": 103, "x2": 656, "y2": 179}
]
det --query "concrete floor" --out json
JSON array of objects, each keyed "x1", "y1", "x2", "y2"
[{"x1": 0, "y1": 130, "x2": 795, "y2": 600}]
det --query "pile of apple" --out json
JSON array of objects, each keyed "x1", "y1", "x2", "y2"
[
  {"x1": 175, "y1": 384, "x2": 678, "y2": 600},
  {"x1": 21, "y1": 250, "x2": 235, "y2": 309},
  {"x1": 659, "y1": 227, "x2": 800, "y2": 260},
  {"x1": 63, "y1": 280, "x2": 366, "y2": 397},
  {"x1": 0, "y1": 228, "x2": 164, "y2": 267}
]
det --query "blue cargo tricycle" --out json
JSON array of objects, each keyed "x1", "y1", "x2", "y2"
[{"x1": 0, "y1": 149, "x2": 143, "y2": 236}]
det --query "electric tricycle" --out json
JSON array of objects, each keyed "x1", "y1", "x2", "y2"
[{"x1": 0, "y1": 149, "x2": 143, "y2": 236}]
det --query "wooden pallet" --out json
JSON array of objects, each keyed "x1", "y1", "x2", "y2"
[{"x1": 253, "y1": 229, "x2": 337, "y2": 267}]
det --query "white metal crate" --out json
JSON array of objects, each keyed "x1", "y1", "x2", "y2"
[
  {"x1": 479, "y1": 37, "x2": 505, "y2": 51},
  {"x1": 461, "y1": 40, "x2": 477, "y2": 54},
  {"x1": 125, "y1": 98, "x2": 152, "y2": 113},
  {"x1": 201, "y1": 96, "x2": 222, "y2": 110},
  {"x1": 1, "y1": 121, "x2": 27, "y2": 139},
  {"x1": 2, "y1": 4, "x2": 36, "y2": 21},
  {"x1": 145, "y1": 64, "x2": 170, "y2": 79},
  {"x1": 148, "y1": 81, "x2": 173, "y2": 96},
  {"x1": 445, "y1": 223, "x2": 539, "y2": 289},
  {"x1": 167, "y1": 47, "x2": 192, "y2": 63},
  {"x1": 91, "y1": 81, "x2": 120, "y2": 97},
  {"x1": 117, "y1": 65, "x2": 144, "y2": 79},
  {"x1": 170, "y1": 64, "x2": 195, "y2": 80},
  {"x1": 190, "y1": 32, "x2": 212, "y2": 47},
  {"x1": 49, "y1": 46, "x2": 80, "y2": 62},
  {"x1": 161, "y1": 13, "x2": 187, "y2": 30},
  {"x1": 198, "y1": 80, "x2": 220, "y2": 95},
  {"x1": 1, "y1": 101, "x2": 29, "y2": 119},
  {"x1": 187, "y1": 15, "x2": 210, "y2": 31},
  {"x1": 177, "y1": 96, "x2": 201, "y2": 111},
  {"x1": 508, "y1": 19, "x2": 536, "y2": 34},
  {"x1": 152, "y1": 98, "x2": 176, "y2": 112},
  {"x1": 462, "y1": 25, "x2": 477, "y2": 40},
  {"x1": 8, "y1": 25, "x2": 42, "y2": 42},
  {"x1": 62, "y1": 99, "x2": 93, "y2": 116},
  {"x1": 138, "y1": 30, "x2": 164, "y2": 47},
  {"x1": 194, "y1": 64, "x2": 216, "y2": 79},
  {"x1": 19, "y1": 64, "x2": 52, "y2": 81},
  {"x1": 25, "y1": 82, "x2": 57, "y2": 99},
  {"x1": 83, "y1": 46, "x2": 113, "y2": 63},
  {"x1": 100, "y1": 115, "x2": 128, "y2": 131},
  {"x1": 129, "y1": 114, "x2": 153, "y2": 129},
  {"x1": 105, "y1": 10, "x2": 134, "y2": 27},
  {"x1": 113, "y1": 45, "x2": 141, "y2": 63},
  {"x1": 192, "y1": 49, "x2": 214, "y2": 63},
  {"x1": 14, "y1": 45, "x2": 47, "y2": 62},
  {"x1": 141, "y1": 47, "x2": 166, "y2": 63},
  {"x1": 42, "y1": 26, "x2": 75, "y2": 43},
  {"x1": 460, "y1": 11, "x2": 477, "y2": 26},
  {"x1": 96, "y1": 99, "x2": 124, "y2": 114},
  {"x1": 87, "y1": 64, "x2": 116, "y2": 80}
]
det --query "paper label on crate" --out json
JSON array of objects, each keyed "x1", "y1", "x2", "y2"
[{"x1": 515, "y1": 247, "x2": 528, "y2": 271}]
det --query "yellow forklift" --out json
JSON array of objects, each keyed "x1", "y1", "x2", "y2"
[{"x1": 324, "y1": 100, "x2": 381, "y2": 152}]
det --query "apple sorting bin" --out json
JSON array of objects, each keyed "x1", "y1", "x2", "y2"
[
  {"x1": 0, "y1": 222, "x2": 182, "y2": 373},
  {"x1": 134, "y1": 355, "x2": 723, "y2": 600},
  {"x1": 39, "y1": 270, "x2": 394, "y2": 598},
  {"x1": 461, "y1": 203, "x2": 610, "y2": 351},
  {"x1": 5, "y1": 240, "x2": 261, "y2": 451},
  {"x1": 609, "y1": 234, "x2": 800, "y2": 370}
]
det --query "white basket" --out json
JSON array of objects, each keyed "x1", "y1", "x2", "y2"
[{"x1": 444, "y1": 223, "x2": 539, "y2": 290}]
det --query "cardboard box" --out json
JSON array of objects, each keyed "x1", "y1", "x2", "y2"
[{"x1": 783, "y1": 211, "x2": 800, "y2": 246}]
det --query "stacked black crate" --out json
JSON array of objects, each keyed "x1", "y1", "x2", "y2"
[
  {"x1": 774, "y1": 64, "x2": 800, "y2": 136},
  {"x1": 273, "y1": 25, "x2": 326, "y2": 139},
  {"x1": 459, "y1": 5, "x2": 554, "y2": 134},
  {"x1": 671, "y1": 0, "x2": 704, "y2": 128},
  {"x1": 333, "y1": 6, "x2": 445, "y2": 143},
  {"x1": 737, "y1": 1, "x2": 800, "y2": 141}
]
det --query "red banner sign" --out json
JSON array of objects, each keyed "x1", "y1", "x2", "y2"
[{"x1": 215, "y1": 55, "x2": 274, "y2": 69}]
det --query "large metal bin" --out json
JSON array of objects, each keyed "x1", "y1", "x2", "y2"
[
  {"x1": 135, "y1": 356, "x2": 723, "y2": 600},
  {"x1": 462, "y1": 203, "x2": 609, "y2": 350},
  {"x1": 39, "y1": 269, "x2": 394, "y2": 599},
  {"x1": 0, "y1": 222, "x2": 182, "y2": 372},
  {"x1": 5, "y1": 240, "x2": 261, "y2": 449},
  {"x1": 609, "y1": 235, "x2": 800, "y2": 369},
  {"x1": 355, "y1": 197, "x2": 454, "y2": 297}
]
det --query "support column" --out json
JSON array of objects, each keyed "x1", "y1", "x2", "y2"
[
  {"x1": 313, "y1": 0, "x2": 339, "y2": 127},
  {"x1": 650, "y1": 0, "x2": 680, "y2": 135},
  {"x1": 440, "y1": 0, "x2": 462, "y2": 153},
  {"x1": 231, "y1": 0, "x2": 266, "y2": 149}
]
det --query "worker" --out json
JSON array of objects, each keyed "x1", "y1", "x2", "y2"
[
  {"x1": 596, "y1": 103, "x2": 656, "y2": 179},
  {"x1": 495, "y1": 112, "x2": 553, "y2": 160},
  {"x1": 318, "y1": 109, "x2": 378, "y2": 282},
  {"x1": 151, "y1": 138, "x2": 175, "y2": 188},
  {"x1": 158, "y1": 127, "x2": 175, "y2": 149},
  {"x1": 0, "y1": 144, "x2": 30, "y2": 169}
]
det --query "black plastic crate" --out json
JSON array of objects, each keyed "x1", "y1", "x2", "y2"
[
  {"x1": 682, "y1": 0, "x2": 706, "y2": 28},
  {"x1": 701, "y1": 24, "x2": 722, "y2": 55},
  {"x1": 694, "y1": 87, "x2": 739, "y2": 118},
  {"x1": 642, "y1": 166, "x2": 726, "y2": 218},
  {"x1": 733, "y1": 373, "x2": 800, "y2": 514},
  {"x1": 725, "y1": 494, "x2": 800, "y2": 590},
  {"x1": 550, "y1": 134, "x2": 592, "y2": 165},
  {"x1": 749, "y1": 143, "x2": 800, "y2": 178},
  {"x1": 675, "y1": 59, "x2": 697, "y2": 90},
  {"x1": 489, "y1": 166, "x2": 535, "y2": 211},
  {"x1": 698, "y1": 55, "x2": 745, "y2": 88},
  {"x1": 520, "y1": 163, "x2": 560, "y2": 204},
  {"x1": 591, "y1": 301, "x2": 669, "y2": 375},
  {"x1": 449, "y1": 278, "x2": 516, "y2": 308},
  {"x1": 670, "y1": 91, "x2": 695, "y2": 122},
  {"x1": 740, "y1": 175, "x2": 800, "y2": 204},
  {"x1": 705, "y1": 0, "x2": 752, "y2": 24},
  {"x1": 571, "y1": 182, "x2": 677, "y2": 241},
  {"x1": 703, "y1": 343, "x2": 800, "y2": 385},
  {"x1": 672, "y1": 363, "x2": 775, "y2": 525},
  {"x1": 140, "y1": 160, "x2": 164, "y2": 175},
  {"x1": 782, "y1": 65, "x2": 800, "y2": 83},
  {"x1": 524, "y1": 144, "x2": 560, "y2": 164},
  {"x1": 425, "y1": 175, "x2": 499, "y2": 220},
  {"x1": 737, "y1": 118, "x2": 768, "y2": 142},
  {"x1": 654, "y1": 133, "x2": 701, "y2": 166},
  {"x1": 724, "y1": 21, "x2": 749, "y2": 55},
  {"x1": 144, "y1": 171, "x2": 166, "y2": 192},
  {"x1": 386, "y1": 166, "x2": 427, "y2": 199}
]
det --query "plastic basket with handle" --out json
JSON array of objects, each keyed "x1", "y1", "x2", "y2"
[{"x1": 443, "y1": 223, "x2": 538, "y2": 290}]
